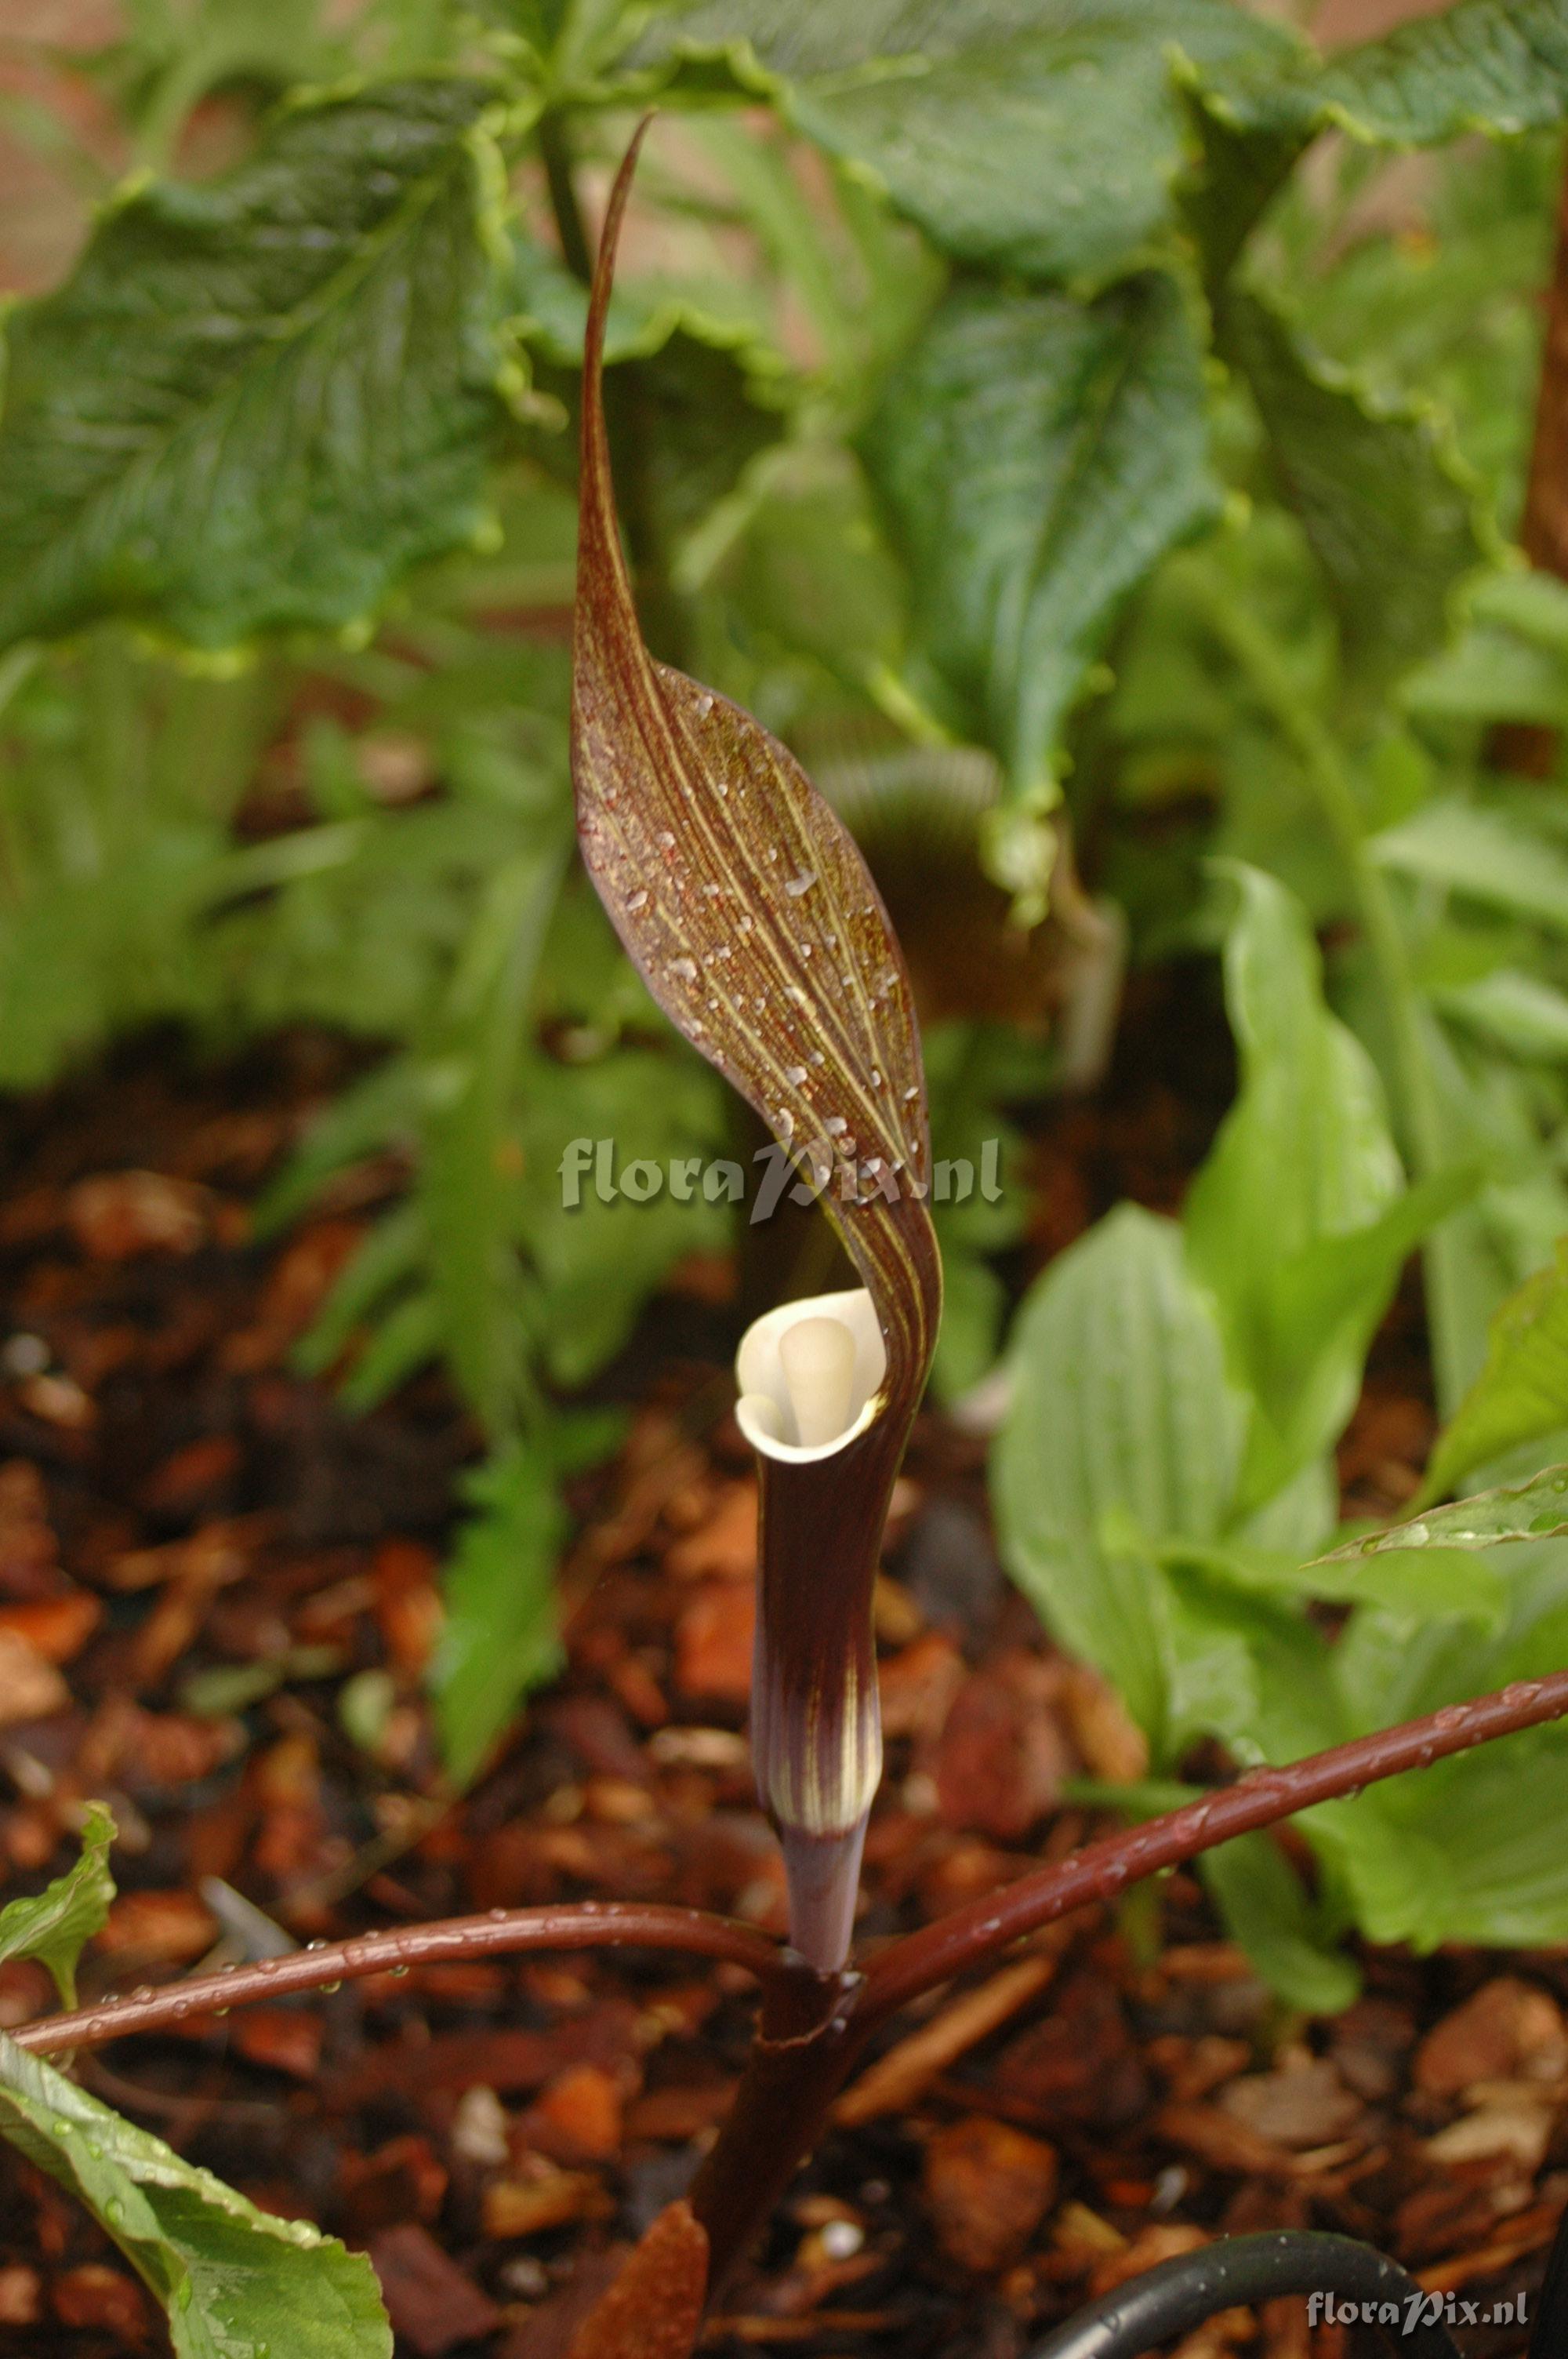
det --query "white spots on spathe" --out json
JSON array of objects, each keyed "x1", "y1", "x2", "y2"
[
  {"x1": 714, "y1": 943, "x2": 732, "y2": 961},
  {"x1": 810, "y1": 1051, "x2": 825, "y2": 1067},
  {"x1": 656, "y1": 831, "x2": 676, "y2": 850},
  {"x1": 902, "y1": 1086, "x2": 920, "y2": 1103},
  {"x1": 785, "y1": 985, "x2": 808, "y2": 1006},
  {"x1": 767, "y1": 846, "x2": 779, "y2": 864},
  {"x1": 870, "y1": 1070, "x2": 883, "y2": 1089},
  {"x1": 694, "y1": 692, "x2": 714, "y2": 718},
  {"x1": 739, "y1": 914, "x2": 753, "y2": 933},
  {"x1": 716, "y1": 780, "x2": 729, "y2": 797},
  {"x1": 626, "y1": 889, "x2": 648, "y2": 912},
  {"x1": 785, "y1": 871, "x2": 817, "y2": 898},
  {"x1": 825, "y1": 932, "x2": 838, "y2": 951},
  {"x1": 784, "y1": 1065, "x2": 808, "y2": 1085},
  {"x1": 668, "y1": 957, "x2": 698, "y2": 983},
  {"x1": 825, "y1": 1117, "x2": 848, "y2": 1137},
  {"x1": 702, "y1": 882, "x2": 722, "y2": 899}
]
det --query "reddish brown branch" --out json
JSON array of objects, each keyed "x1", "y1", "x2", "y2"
[
  {"x1": 857, "y1": 1668, "x2": 1568, "y2": 2026},
  {"x1": 13, "y1": 1903, "x2": 788, "y2": 2055}
]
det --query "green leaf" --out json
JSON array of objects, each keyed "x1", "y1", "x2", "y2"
[
  {"x1": 1308, "y1": 1730, "x2": 1568, "y2": 1950},
  {"x1": 1432, "y1": 969, "x2": 1568, "y2": 1061},
  {"x1": 1318, "y1": 1462, "x2": 1568, "y2": 1559},
  {"x1": 0, "y1": 2032, "x2": 391, "y2": 2357},
  {"x1": 0, "y1": 78, "x2": 521, "y2": 652},
  {"x1": 1421, "y1": 1242, "x2": 1568, "y2": 1503},
  {"x1": 626, "y1": 0, "x2": 1298, "y2": 285},
  {"x1": 1221, "y1": 290, "x2": 1491, "y2": 698},
  {"x1": 1373, "y1": 799, "x2": 1568, "y2": 930},
  {"x1": 993, "y1": 1204, "x2": 1245, "y2": 1753},
  {"x1": 432, "y1": 1439, "x2": 568, "y2": 1787},
  {"x1": 1162, "y1": 1536, "x2": 1508, "y2": 1630},
  {"x1": 0, "y1": 1805, "x2": 114, "y2": 2008},
  {"x1": 1198, "y1": 1832, "x2": 1359, "y2": 2015},
  {"x1": 862, "y1": 272, "x2": 1221, "y2": 811},
  {"x1": 1207, "y1": 0, "x2": 1568, "y2": 147},
  {"x1": 1185, "y1": 866, "x2": 1464, "y2": 1505}
]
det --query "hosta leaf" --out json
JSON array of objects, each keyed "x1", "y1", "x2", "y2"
[
  {"x1": 0, "y1": 2033, "x2": 391, "y2": 2357},
  {"x1": 626, "y1": 0, "x2": 1298, "y2": 286},
  {"x1": 1419, "y1": 1242, "x2": 1568, "y2": 1505},
  {"x1": 1221, "y1": 292, "x2": 1492, "y2": 697},
  {"x1": 0, "y1": 78, "x2": 519, "y2": 652},
  {"x1": 0, "y1": 1803, "x2": 114, "y2": 2007},
  {"x1": 993, "y1": 1204, "x2": 1245, "y2": 1754},
  {"x1": 1207, "y1": 0, "x2": 1568, "y2": 146},
  {"x1": 1319, "y1": 1463, "x2": 1568, "y2": 1560},
  {"x1": 862, "y1": 271, "x2": 1221, "y2": 816},
  {"x1": 1184, "y1": 866, "x2": 1466, "y2": 1505}
]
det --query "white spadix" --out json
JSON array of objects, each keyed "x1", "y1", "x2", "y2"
[
  {"x1": 779, "y1": 1317, "x2": 858, "y2": 1449},
  {"x1": 735, "y1": 1289, "x2": 886, "y2": 1464}
]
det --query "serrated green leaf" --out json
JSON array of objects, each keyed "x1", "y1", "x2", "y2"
[
  {"x1": 1222, "y1": 291, "x2": 1491, "y2": 697},
  {"x1": 1319, "y1": 1462, "x2": 1568, "y2": 1558},
  {"x1": 1207, "y1": 0, "x2": 1568, "y2": 147},
  {"x1": 433, "y1": 1439, "x2": 567, "y2": 1787},
  {"x1": 0, "y1": 2032, "x2": 391, "y2": 2358},
  {"x1": 626, "y1": 0, "x2": 1298, "y2": 285},
  {"x1": 993, "y1": 1204, "x2": 1245, "y2": 1754},
  {"x1": 1419, "y1": 1241, "x2": 1568, "y2": 1504},
  {"x1": 862, "y1": 272, "x2": 1221, "y2": 810},
  {"x1": 0, "y1": 78, "x2": 520, "y2": 652},
  {"x1": 0, "y1": 1805, "x2": 114, "y2": 2008}
]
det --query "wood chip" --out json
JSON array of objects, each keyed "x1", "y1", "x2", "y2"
[
  {"x1": 835, "y1": 1950, "x2": 1058, "y2": 2126},
  {"x1": 568, "y1": 2201, "x2": 708, "y2": 2359}
]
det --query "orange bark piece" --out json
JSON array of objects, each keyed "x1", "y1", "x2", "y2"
[
  {"x1": 674, "y1": 1580, "x2": 755, "y2": 1703},
  {"x1": 52, "y1": 2265, "x2": 149, "y2": 2338},
  {"x1": 922, "y1": 2115, "x2": 1058, "y2": 2274},
  {"x1": 67, "y1": 1169, "x2": 207, "y2": 1259},
  {"x1": 535, "y1": 2063, "x2": 624, "y2": 2161},
  {"x1": 568, "y1": 2201, "x2": 709, "y2": 2359},
  {"x1": 96, "y1": 1888, "x2": 218, "y2": 1965},
  {"x1": 664, "y1": 1482, "x2": 757, "y2": 1583},
  {"x1": 1414, "y1": 1976, "x2": 1568, "y2": 2096},
  {"x1": 0, "y1": 1591, "x2": 98, "y2": 1663},
  {"x1": 0, "y1": 1629, "x2": 69, "y2": 1728},
  {"x1": 231, "y1": 2006, "x2": 325, "y2": 2080},
  {"x1": 483, "y1": 2167, "x2": 608, "y2": 2240},
  {"x1": 836, "y1": 1950, "x2": 1058, "y2": 2127}
]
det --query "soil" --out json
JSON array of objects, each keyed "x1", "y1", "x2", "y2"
[{"x1": 0, "y1": 992, "x2": 1558, "y2": 2359}]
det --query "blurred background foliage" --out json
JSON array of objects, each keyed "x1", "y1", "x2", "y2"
[{"x1": 8, "y1": 0, "x2": 1568, "y2": 1987}]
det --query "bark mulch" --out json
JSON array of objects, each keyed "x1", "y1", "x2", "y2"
[{"x1": 0, "y1": 1020, "x2": 1557, "y2": 2359}]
